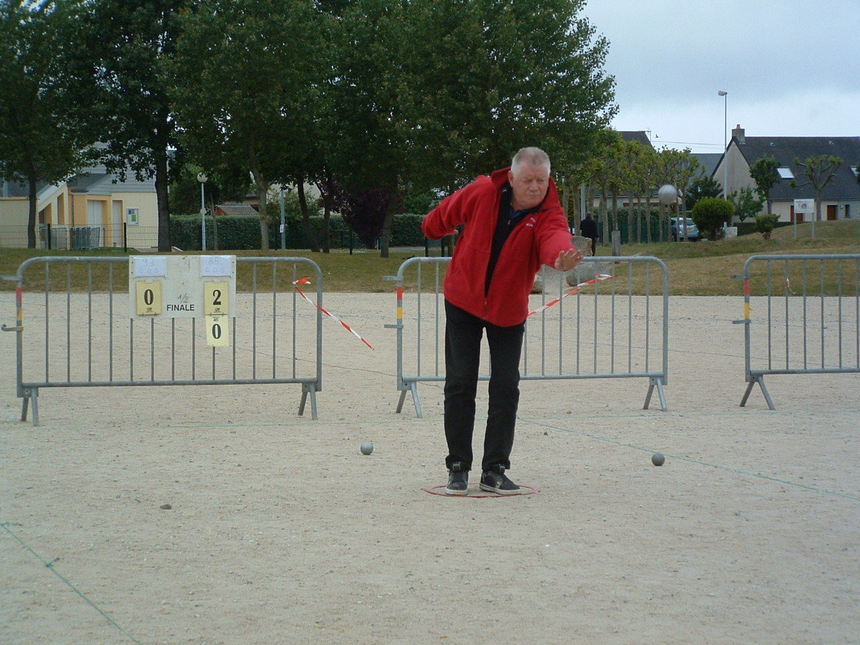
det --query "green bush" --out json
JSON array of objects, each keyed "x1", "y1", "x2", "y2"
[
  {"x1": 170, "y1": 213, "x2": 429, "y2": 250},
  {"x1": 692, "y1": 197, "x2": 734, "y2": 240},
  {"x1": 754, "y1": 214, "x2": 780, "y2": 240},
  {"x1": 390, "y1": 214, "x2": 424, "y2": 246}
]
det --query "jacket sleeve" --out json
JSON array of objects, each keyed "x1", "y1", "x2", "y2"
[
  {"x1": 421, "y1": 177, "x2": 484, "y2": 240},
  {"x1": 536, "y1": 208, "x2": 575, "y2": 268}
]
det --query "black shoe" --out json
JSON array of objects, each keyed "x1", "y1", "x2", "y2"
[
  {"x1": 445, "y1": 462, "x2": 468, "y2": 495},
  {"x1": 479, "y1": 466, "x2": 522, "y2": 495}
]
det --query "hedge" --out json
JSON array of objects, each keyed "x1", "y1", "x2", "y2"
[{"x1": 170, "y1": 213, "x2": 428, "y2": 250}]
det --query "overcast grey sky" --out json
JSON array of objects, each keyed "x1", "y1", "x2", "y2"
[{"x1": 580, "y1": 0, "x2": 860, "y2": 153}]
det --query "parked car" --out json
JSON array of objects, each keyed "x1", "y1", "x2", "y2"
[{"x1": 670, "y1": 217, "x2": 700, "y2": 241}]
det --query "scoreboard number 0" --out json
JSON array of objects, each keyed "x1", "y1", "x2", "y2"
[
  {"x1": 135, "y1": 281, "x2": 163, "y2": 316},
  {"x1": 205, "y1": 315, "x2": 229, "y2": 347}
]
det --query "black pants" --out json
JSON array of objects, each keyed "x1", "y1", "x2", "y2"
[{"x1": 443, "y1": 300, "x2": 525, "y2": 472}]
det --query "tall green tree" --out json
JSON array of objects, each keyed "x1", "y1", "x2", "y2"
[
  {"x1": 64, "y1": 0, "x2": 191, "y2": 252},
  {"x1": 400, "y1": 0, "x2": 616, "y2": 191},
  {"x1": 624, "y1": 142, "x2": 658, "y2": 243},
  {"x1": 170, "y1": 0, "x2": 324, "y2": 250},
  {"x1": 0, "y1": 0, "x2": 91, "y2": 247},
  {"x1": 317, "y1": 0, "x2": 408, "y2": 256},
  {"x1": 684, "y1": 175, "x2": 721, "y2": 211},
  {"x1": 656, "y1": 147, "x2": 699, "y2": 241},
  {"x1": 748, "y1": 156, "x2": 780, "y2": 214},
  {"x1": 791, "y1": 154, "x2": 843, "y2": 223},
  {"x1": 729, "y1": 186, "x2": 764, "y2": 222}
]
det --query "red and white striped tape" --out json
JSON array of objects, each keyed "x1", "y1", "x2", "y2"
[
  {"x1": 293, "y1": 278, "x2": 375, "y2": 350},
  {"x1": 527, "y1": 273, "x2": 614, "y2": 318}
]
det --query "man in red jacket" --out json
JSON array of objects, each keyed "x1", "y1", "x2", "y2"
[{"x1": 422, "y1": 147, "x2": 584, "y2": 495}]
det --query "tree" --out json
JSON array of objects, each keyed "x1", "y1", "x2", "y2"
[
  {"x1": 624, "y1": 142, "x2": 658, "y2": 243},
  {"x1": 691, "y1": 197, "x2": 734, "y2": 240},
  {"x1": 66, "y1": 0, "x2": 191, "y2": 252},
  {"x1": 729, "y1": 186, "x2": 764, "y2": 222},
  {"x1": 170, "y1": 0, "x2": 324, "y2": 250},
  {"x1": 399, "y1": 0, "x2": 617, "y2": 191},
  {"x1": 657, "y1": 148, "x2": 700, "y2": 241},
  {"x1": 791, "y1": 154, "x2": 843, "y2": 223},
  {"x1": 748, "y1": 156, "x2": 780, "y2": 214},
  {"x1": 684, "y1": 175, "x2": 721, "y2": 211},
  {"x1": 316, "y1": 0, "x2": 409, "y2": 256},
  {"x1": 0, "y1": 1, "x2": 92, "y2": 247}
]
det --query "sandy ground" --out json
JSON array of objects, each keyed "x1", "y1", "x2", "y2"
[{"x1": 1, "y1": 291, "x2": 859, "y2": 644}]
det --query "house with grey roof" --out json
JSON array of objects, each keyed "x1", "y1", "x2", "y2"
[
  {"x1": 620, "y1": 130, "x2": 653, "y2": 148},
  {"x1": 691, "y1": 153, "x2": 722, "y2": 180},
  {"x1": 713, "y1": 125, "x2": 860, "y2": 222},
  {"x1": 0, "y1": 161, "x2": 158, "y2": 249}
]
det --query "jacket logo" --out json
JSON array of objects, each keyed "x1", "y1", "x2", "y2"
[{"x1": 525, "y1": 217, "x2": 537, "y2": 228}]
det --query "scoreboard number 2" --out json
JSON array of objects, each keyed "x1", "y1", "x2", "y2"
[{"x1": 204, "y1": 281, "x2": 229, "y2": 315}]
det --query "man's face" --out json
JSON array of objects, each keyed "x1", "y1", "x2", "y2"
[{"x1": 508, "y1": 164, "x2": 549, "y2": 210}]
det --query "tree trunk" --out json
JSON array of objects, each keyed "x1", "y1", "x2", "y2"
[
  {"x1": 380, "y1": 210, "x2": 393, "y2": 258},
  {"x1": 610, "y1": 191, "x2": 618, "y2": 240},
  {"x1": 322, "y1": 205, "x2": 331, "y2": 253},
  {"x1": 645, "y1": 196, "x2": 653, "y2": 244},
  {"x1": 27, "y1": 175, "x2": 37, "y2": 248},
  {"x1": 155, "y1": 152, "x2": 171, "y2": 252},
  {"x1": 627, "y1": 196, "x2": 635, "y2": 245},
  {"x1": 252, "y1": 171, "x2": 270, "y2": 250},
  {"x1": 297, "y1": 180, "x2": 320, "y2": 252},
  {"x1": 599, "y1": 181, "x2": 608, "y2": 245}
]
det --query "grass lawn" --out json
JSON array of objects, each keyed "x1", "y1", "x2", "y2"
[{"x1": 2, "y1": 220, "x2": 859, "y2": 295}]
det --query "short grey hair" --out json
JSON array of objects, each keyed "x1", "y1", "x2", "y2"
[{"x1": 511, "y1": 147, "x2": 551, "y2": 176}]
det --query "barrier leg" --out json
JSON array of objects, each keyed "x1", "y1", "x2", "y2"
[
  {"x1": 299, "y1": 383, "x2": 319, "y2": 420},
  {"x1": 643, "y1": 377, "x2": 668, "y2": 412},
  {"x1": 396, "y1": 381, "x2": 423, "y2": 417},
  {"x1": 740, "y1": 375, "x2": 775, "y2": 410},
  {"x1": 21, "y1": 388, "x2": 39, "y2": 426},
  {"x1": 740, "y1": 381, "x2": 755, "y2": 407},
  {"x1": 410, "y1": 382, "x2": 423, "y2": 418}
]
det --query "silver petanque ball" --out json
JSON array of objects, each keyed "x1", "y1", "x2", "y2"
[{"x1": 360, "y1": 441, "x2": 374, "y2": 455}]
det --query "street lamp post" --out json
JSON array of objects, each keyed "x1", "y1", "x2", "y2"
[
  {"x1": 718, "y1": 90, "x2": 728, "y2": 199},
  {"x1": 197, "y1": 172, "x2": 207, "y2": 251}
]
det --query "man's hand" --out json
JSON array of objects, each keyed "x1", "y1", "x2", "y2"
[{"x1": 553, "y1": 248, "x2": 584, "y2": 272}]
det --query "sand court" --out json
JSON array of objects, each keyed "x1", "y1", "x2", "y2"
[{"x1": 1, "y1": 292, "x2": 858, "y2": 644}]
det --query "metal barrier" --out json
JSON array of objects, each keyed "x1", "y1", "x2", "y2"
[
  {"x1": 386, "y1": 256, "x2": 669, "y2": 417},
  {"x1": 737, "y1": 254, "x2": 860, "y2": 409},
  {"x1": 2, "y1": 256, "x2": 323, "y2": 425}
]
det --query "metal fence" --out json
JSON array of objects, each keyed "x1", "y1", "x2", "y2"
[
  {"x1": 386, "y1": 256, "x2": 670, "y2": 417},
  {"x1": 737, "y1": 254, "x2": 860, "y2": 409},
  {"x1": 2, "y1": 256, "x2": 324, "y2": 425}
]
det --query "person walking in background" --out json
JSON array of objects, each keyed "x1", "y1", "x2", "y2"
[
  {"x1": 421, "y1": 147, "x2": 584, "y2": 495},
  {"x1": 579, "y1": 212, "x2": 598, "y2": 256}
]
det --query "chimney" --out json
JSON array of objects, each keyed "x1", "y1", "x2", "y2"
[{"x1": 732, "y1": 124, "x2": 745, "y2": 144}]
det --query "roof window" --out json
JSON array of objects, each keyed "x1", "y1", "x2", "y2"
[{"x1": 777, "y1": 167, "x2": 794, "y2": 179}]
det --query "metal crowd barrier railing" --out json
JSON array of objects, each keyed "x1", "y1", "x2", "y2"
[
  {"x1": 2, "y1": 256, "x2": 324, "y2": 425},
  {"x1": 737, "y1": 253, "x2": 860, "y2": 409},
  {"x1": 386, "y1": 256, "x2": 670, "y2": 417}
]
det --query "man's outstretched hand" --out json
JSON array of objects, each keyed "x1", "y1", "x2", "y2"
[{"x1": 553, "y1": 248, "x2": 585, "y2": 272}]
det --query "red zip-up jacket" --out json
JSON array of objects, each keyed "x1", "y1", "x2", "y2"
[{"x1": 422, "y1": 167, "x2": 574, "y2": 327}]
